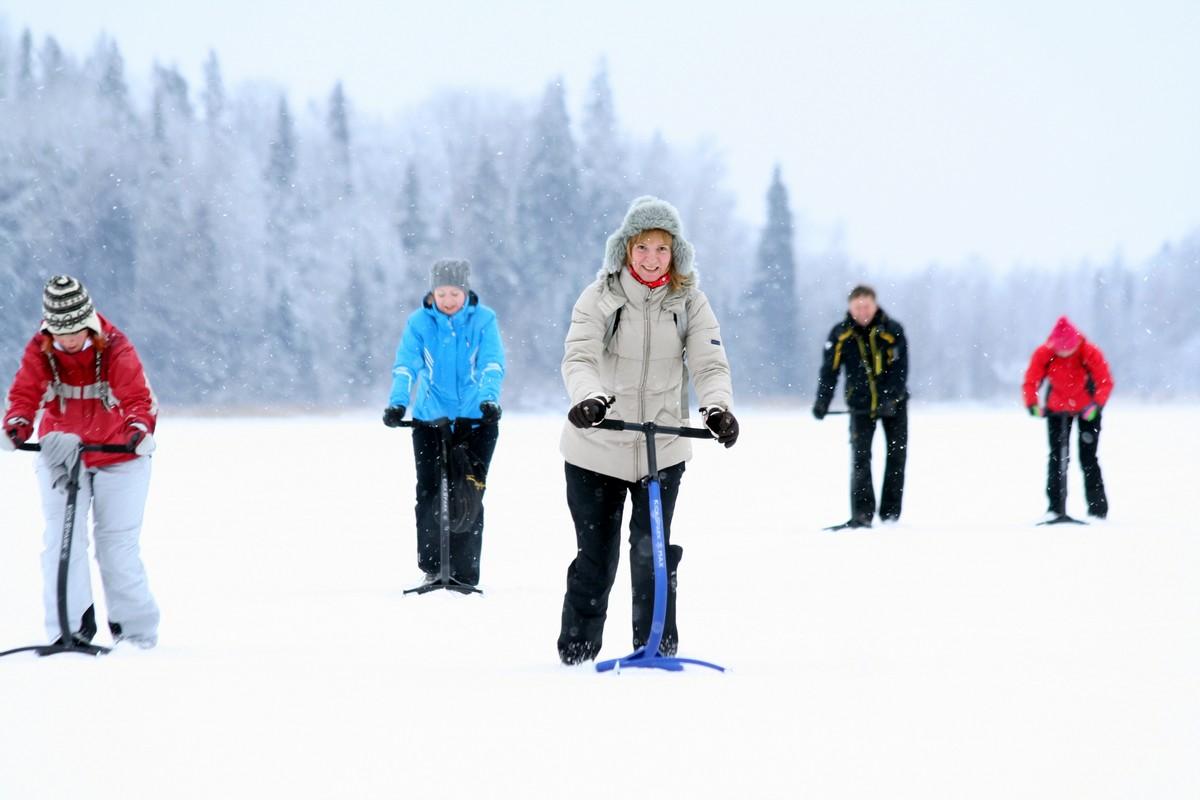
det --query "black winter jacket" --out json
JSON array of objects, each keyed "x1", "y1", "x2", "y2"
[{"x1": 814, "y1": 309, "x2": 909, "y2": 417}]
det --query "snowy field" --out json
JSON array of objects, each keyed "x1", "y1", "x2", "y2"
[{"x1": 1, "y1": 406, "x2": 1197, "y2": 799}]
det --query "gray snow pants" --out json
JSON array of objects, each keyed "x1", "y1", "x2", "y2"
[{"x1": 36, "y1": 455, "x2": 159, "y2": 641}]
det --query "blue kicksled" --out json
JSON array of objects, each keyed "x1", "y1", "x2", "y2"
[{"x1": 592, "y1": 418, "x2": 725, "y2": 674}]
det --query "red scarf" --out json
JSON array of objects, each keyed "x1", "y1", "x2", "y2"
[{"x1": 628, "y1": 265, "x2": 670, "y2": 289}]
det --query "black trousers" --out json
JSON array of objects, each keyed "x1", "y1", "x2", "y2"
[
  {"x1": 849, "y1": 407, "x2": 908, "y2": 523},
  {"x1": 412, "y1": 420, "x2": 499, "y2": 585},
  {"x1": 1046, "y1": 413, "x2": 1107, "y2": 517},
  {"x1": 558, "y1": 461, "x2": 685, "y2": 660}
]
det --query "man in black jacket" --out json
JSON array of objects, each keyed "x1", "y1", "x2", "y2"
[{"x1": 812, "y1": 285, "x2": 909, "y2": 529}]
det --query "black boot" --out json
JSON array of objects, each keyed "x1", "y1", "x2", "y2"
[
  {"x1": 52, "y1": 604, "x2": 96, "y2": 646},
  {"x1": 558, "y1": 591, "x2": 606, "y2": 665},
  {"x1": 558, "y1": 640, "x2": 601, "y2": 665}
]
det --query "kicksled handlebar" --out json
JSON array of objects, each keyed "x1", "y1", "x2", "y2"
[
  {"x1": 391, "y1": 417, "x2": 497, "y2": 430},
  {"x1": 593, "y1": 418, "x2": 714, "y2": 439},
  {"x1": 18, "y1": 442, "x2": 135, "y2": 454}
]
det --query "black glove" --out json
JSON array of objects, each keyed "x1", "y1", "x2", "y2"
[
  {"x1": 568, "y1": 398, "x2": 608, "y2": 428},
  {"x1": 382, "y1": 405, "x2": 407, "y2": 427},
  {"x1": 877, "y1": 398, "x2": 899, "y2": 418},
  {"x1": 480, "y1": 401, "x2": 502, "y2": 423},
  {"x1": 704, "y1": 408, "x2": 739, "y2": 448},
  {"x1": 811, "y1": 401, "x2": 828, "y2": 421}
]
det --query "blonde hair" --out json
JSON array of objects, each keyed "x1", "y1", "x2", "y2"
[{"x1": 626, "y1": 229, "x2": 693, "y2": 292}]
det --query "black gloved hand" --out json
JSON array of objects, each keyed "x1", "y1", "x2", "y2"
[
  {"x1": 811, "y1": 401, "x2": 828, "y2": 421},
  {"x1": 704, "y1": 408, "x2": 739, "y2": 448},
  {"x1": 878, "y1": 398, "x2": 899, "y2": 418},
  {"x1": 480, "y1": 401, "x2": 502, "y2": 423},
  {"x1": 382, "y1": 405, "x2": 407, "y2": 427},
  {"x1": 568, "y1": 398, "x2": 608, "y2": 428}
]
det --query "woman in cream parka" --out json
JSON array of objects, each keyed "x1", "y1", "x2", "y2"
[{"x1": 556, "y1": 196, "x2": 738, "y2": 665}]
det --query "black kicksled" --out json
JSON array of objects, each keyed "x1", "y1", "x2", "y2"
[
  {"x1": 1038, "y1": 412, "x2": 1087, "y2": 526},
  {"x1": 1, "y1": 439, "x2": 134, "y2": 659},
  {"x1": 393, "y1": 418, "x2": 486, "y2": 596}
]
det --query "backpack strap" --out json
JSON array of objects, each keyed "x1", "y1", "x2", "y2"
[{"x1": 602, "y1": 306, "x2": 623, "y2": 351}]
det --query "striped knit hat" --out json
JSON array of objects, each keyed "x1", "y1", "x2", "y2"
[{"x1": 42, "y1": 275, "x2": 102, "y2": 335}]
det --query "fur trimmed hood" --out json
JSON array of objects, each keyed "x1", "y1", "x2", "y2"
[{"x1": 601, "y1": 196, "x2": 695, "y2": 280}]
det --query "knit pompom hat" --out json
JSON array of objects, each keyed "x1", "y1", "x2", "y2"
[
  {"x1": 601, "y1": 196, "x2": 695, "y2": 279},
  {"x1": 42, "y1": 275, "x2": 102, "y2": 336},
  {"x1": 430, "y1": 258, "x2": 470, "y2": 293},
  {"x1": 1048, "y1": 316, "x2": 1082, "y2": 352}
]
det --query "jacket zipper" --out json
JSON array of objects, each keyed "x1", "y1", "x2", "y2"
[
  {"x1": 854, "y1": 331, "x2": 878, "y2": 415},
  {"x1": 635, "y1": 289, "x2": 655, "y2": 478}
]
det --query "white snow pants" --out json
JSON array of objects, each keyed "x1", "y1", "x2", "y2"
[{"x1": 36, "y1": 455, "x2": 159, "y2": 641}]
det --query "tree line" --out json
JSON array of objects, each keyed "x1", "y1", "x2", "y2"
[{"x1": 1, "y1": 28, "x2": 1195, "y2": 410}]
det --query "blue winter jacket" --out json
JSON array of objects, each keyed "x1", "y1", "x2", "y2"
[{"x1": 388, "y1": 292, "x2": 506, "y2": 421}]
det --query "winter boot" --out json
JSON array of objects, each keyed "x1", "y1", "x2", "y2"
[
  {"x1": 109, "y1": 621, "x2": 157, "y2": 649},
  {"x1": 558, "y1": 640, "x2": 601, "y2": 665},
  {"x1": 52, "y1": 604, "x2": 97, "y2": 647}
]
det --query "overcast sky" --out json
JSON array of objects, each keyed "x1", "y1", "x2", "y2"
[{"x1": 3, "y1": 0, "x2": 1198, "y2": 271}]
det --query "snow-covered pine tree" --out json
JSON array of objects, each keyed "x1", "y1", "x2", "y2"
[
  {"x1": 341, "y1": 258, "x2": 376, "y2": 399},
  {"x1": 201, "y1": 50, "x2": 225, "y2": 130},
  {"x1": 745, "y1": 166, "x2": 800, "y2": 397},
  {"x1": 38, "y1": 35, "x2": 68, "y2": 91},
  {"x1": 328, "y1": 81, "x2": 352, "y2": 197},
  {"x1": 15, "y1": 29, "x2": 32, "y2": 99},
  {"x1": 462, "y1": 139, "x2": 517, "y2": 322},
  {"x1": 397, "y1": 161, "x2": 429, "y2": 260},
  {"x1": 515, "y1": 79, "x2": 583, "y2": 400},
  {"x1": 579, "y1": 62, "x2": 628, "y2": 256}
]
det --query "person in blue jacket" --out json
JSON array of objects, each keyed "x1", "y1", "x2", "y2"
[{"x1": 383, "y1": 259, "x2": 506, "y2": 587}]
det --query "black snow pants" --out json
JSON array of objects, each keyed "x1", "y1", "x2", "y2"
[
  {"x1": 412, "y1": 420, "x2": 499, "y2": 586},
  {"x1": 557, "y1": 461, "x2": 685, "y2": 663},
  {"x1": 849, "y1": 407, "x2": 908, "y2": 524},
  {"x1": 1046, "y1": 412, "x2": 1108, "y2": 518}
]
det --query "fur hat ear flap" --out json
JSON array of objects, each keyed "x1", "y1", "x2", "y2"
[{"x1": 600, "y1": 196, "x2": 695, "y2": 279}]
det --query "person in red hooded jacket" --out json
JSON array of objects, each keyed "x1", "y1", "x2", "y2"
[
  {"x1": 1022, "y1": 316, "x2": 1113, "y2": 520},
  {"x1": 1, "y1": 276, "x2": 160, "y2": 648}
]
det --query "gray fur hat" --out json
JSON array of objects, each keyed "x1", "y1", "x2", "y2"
[
  {"x1": 430, "y1": 258, "x2": 470, "y2": 293},
  {"x1": 602, "y1": 196, "x2": 695, "y2": 278}
]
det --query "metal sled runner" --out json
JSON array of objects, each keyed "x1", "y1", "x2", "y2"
[
  {"x1": 0, "y1": 440, "x2": 135, "y2": 659},
  {"x1": 591, "y1": 419, "x2": 725, "y2": 674}
]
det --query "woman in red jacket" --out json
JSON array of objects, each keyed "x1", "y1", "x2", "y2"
[
  {"x1": 1022, "y1": 316, "x2": 1113, "y2": 520},
  {"x1": 1, "y1": 276, "x2": 160, "y2": 647}
]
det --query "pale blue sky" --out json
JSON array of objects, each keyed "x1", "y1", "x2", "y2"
[{"x1": 3, "y1": 0, "x2": 1198, "y2": 270}]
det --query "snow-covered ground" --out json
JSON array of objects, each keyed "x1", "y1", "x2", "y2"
[{"x1": 1, "y1": 406, "x2": 1197, "y2": 799}]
